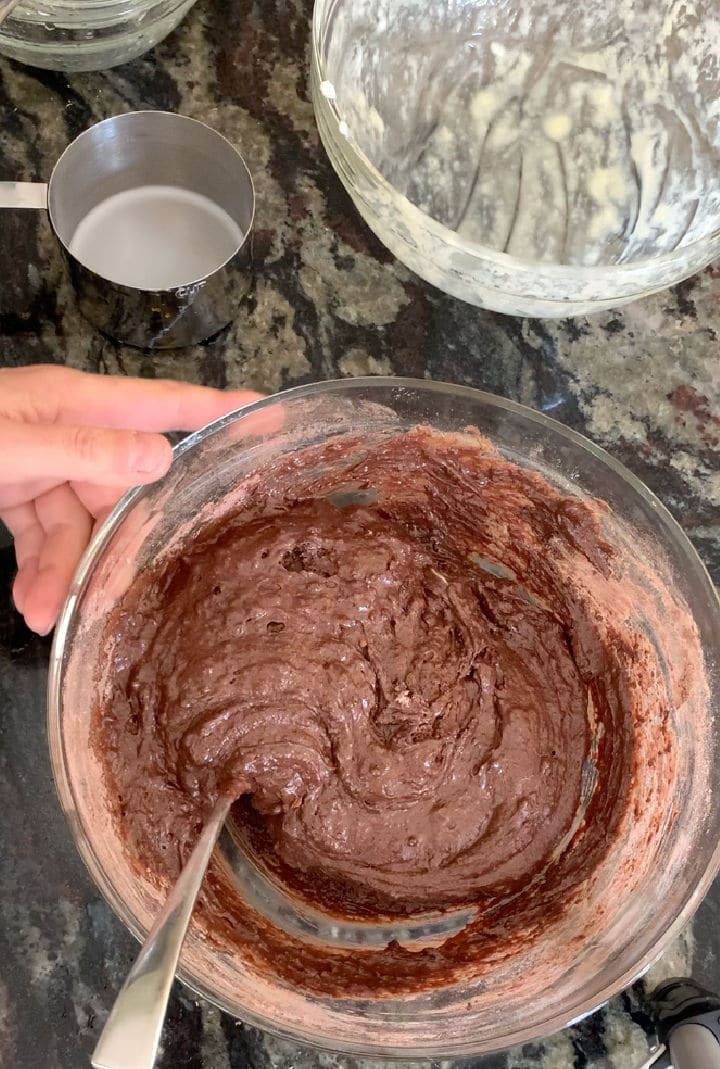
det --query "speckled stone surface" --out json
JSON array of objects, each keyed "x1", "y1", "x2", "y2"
[{"x1": 0, "y1": 2, "x2": 718, "y2": 1067}]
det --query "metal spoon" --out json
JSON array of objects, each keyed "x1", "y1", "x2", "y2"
[{"x1": 91, "y1": 795, "x2": 232, "y2": 1069}]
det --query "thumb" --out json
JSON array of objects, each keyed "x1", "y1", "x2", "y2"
[{"x1": 5, "y1": 418, "x2": 173, "y2": 487}]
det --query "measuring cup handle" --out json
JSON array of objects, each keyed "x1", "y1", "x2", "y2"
[{"x1": 0, "y1": 182, "x2": 48, "y2": 209}]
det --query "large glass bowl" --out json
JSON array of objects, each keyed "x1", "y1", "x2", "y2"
[
  {"x1": 311, "y1": 0, "x2": 720, "y2": 317},
  {"x1": 48, "y1": 378, "x2": 720, "y2": 1057},
  {"x1": 0, "y1": 0, "x2": 198, "y2": 71}
]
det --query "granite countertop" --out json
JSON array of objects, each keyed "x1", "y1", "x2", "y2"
[{"x1": 0, "y1": 1, "x2": 718, "y2": 1067}]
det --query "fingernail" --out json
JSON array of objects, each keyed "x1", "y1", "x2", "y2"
[
  {"x1": 25, "y1": 611, "x2": 54, "y2": 637},
  {"x1": 12, "y1": 582, "x2": 24, "y2": 614},
  {"x1": 133, "y1": 437, "x2": 172, "y2": 475}
]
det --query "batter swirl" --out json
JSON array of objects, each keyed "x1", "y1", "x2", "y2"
[{"x1": 97, "y1": 426, "x2": 686, "y2": 993}]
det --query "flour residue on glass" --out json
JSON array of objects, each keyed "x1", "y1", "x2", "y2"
[
  {"x1": 69, "y1": 185, "x2": 243, "y2": 290},
  {"x1": 324, "y1": 0, "x2": 720, "y2": 266}
]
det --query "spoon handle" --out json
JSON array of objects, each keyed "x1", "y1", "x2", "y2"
[
  {"x1": 0, "y1": 182, "x2": 48, "y2": 210},
  {"x1": 92, "y1": 796, "x2": 232, "y2": 1069}
]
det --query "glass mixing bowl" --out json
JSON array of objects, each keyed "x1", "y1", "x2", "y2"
[
  {"x1": 311, "y1": 0, "x2": 720, "y2": 317},
  {"x1": 0, "y1": 0, "x2": 198, "y2": 71},
  {"x1": 48, "y1": 379, "x2": 720, "y2": 1057}
]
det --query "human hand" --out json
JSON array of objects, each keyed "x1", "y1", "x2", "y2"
[{"x1": 1, "y1": 364, "x2": 263, "y2": 636}]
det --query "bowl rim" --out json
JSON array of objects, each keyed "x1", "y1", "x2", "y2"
[
  {"x1": 47, "y1": 376, "x2": 720, "y2": 1058},
  {"x1": 310, "y1": 2, "x2": 720, "y2": 281}
]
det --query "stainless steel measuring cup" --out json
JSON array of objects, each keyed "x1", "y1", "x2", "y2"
[{"x1": 0, "y1": 111, "x2": 255, "y2": 349}]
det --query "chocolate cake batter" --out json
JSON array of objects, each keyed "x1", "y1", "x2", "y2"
[{"x1": 97, "y1": 426, "x2": 687, "y2": 995}]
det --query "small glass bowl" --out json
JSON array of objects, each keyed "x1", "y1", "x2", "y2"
[
  {"x1": 0, "y1": 0, "x2": 198, "y2": 71},
  {"x1": 48, "y1": 379, "x2": 720, "y2": 1057},
  {"x1": 311, "y1": 0, "x2": 720, "y2": 317}
]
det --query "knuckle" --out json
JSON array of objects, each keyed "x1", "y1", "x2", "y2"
[
  {"x1": 68, "y1": 425, "x2": 128, "y2": 472},
  {"x1": 68, "y1": 425, "x2": 102, "y2": 465},
  {"x1": 36, "y1": 364, "x2": 71, "y2": 403}
]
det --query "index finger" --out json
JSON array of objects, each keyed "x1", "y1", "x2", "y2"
[{"x1": 45, "y1": 368, "x2": 264, "y2": 433}]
